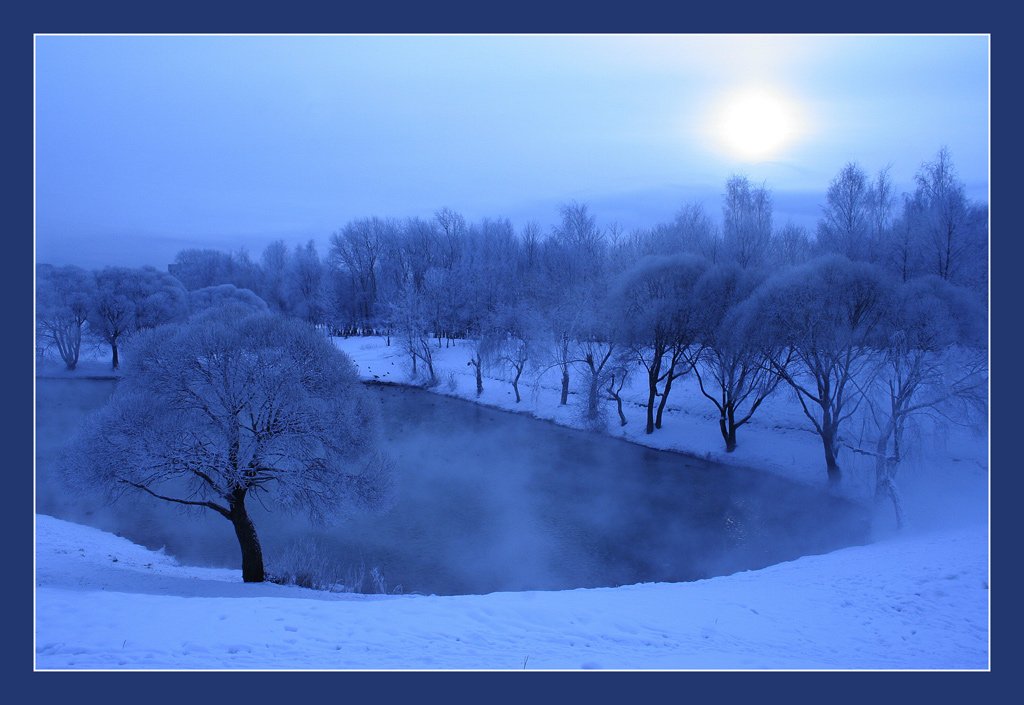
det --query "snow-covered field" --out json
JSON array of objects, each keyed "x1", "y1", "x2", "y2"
[
  {"x1": 35, "y1": 514, "x2": 987, "y2": 669},
  {"x1": 34, "y1": 335, "x2": 989, "y2": 670}
]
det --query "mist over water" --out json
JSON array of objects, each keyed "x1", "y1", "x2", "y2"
[{"x1": 37, "y1": 378, "x2": 869, "y2": 596}]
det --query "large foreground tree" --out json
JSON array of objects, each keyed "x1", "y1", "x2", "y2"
[{"x1": 62, "y1": 307, "x2": 390, "y2": 582}]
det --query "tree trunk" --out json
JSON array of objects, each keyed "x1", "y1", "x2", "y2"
[
  {"x1": 614, "y1": 394, "x2": 627, "y2": 427},
  {"x1": 873, "y1": 435, "x2": 891, "y2": 501},
  {"x1": 885, "y1": 479, "x2": 905, "y2": 529},
  {"x1": 725, "y1": 405, "x2": 738, "y2": 452},
  {"x1": 512, "y1": 367, "x2": 522, "y2": 403},
  {"x1": 560, "y1": 367, "x2": 569, "y2": 406},
  {"x1": 587, "y1": 376, "x2": 600, "y2": 421},
  {"x1": 475, "y1": 360, "x2": 483, "y2": 396},
  {"x1": 720, "y1": 407, "x2": 738, "y2": 452},
  {"x1": 655, "y1": 371, "x2": 674, "y2": 430},
  {"x1": 645, "y1": 379, "x2": 657, "y2": 435},
  {"x1": 821, "y1": 428, "x2": 842, "y2": 485},
  {"x1": 229, "y1": 498, "x2": 265, "y2": 583},
  {"x1": 111, "y1": 342, "x2": 119, "y2": 370}
]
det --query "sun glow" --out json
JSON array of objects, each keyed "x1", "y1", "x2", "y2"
[{"x1": 714, "y1": 87, "x2": 803, "y2": 161}]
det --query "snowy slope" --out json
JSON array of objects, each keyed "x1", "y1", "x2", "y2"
[{"x1": 35, "y1": 515, "x2": 987, "y2": 670}]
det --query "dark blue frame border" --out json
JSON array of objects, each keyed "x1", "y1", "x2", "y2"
[{"x1": 7, "y1": 1, "x2": 1014, "y2": 699}]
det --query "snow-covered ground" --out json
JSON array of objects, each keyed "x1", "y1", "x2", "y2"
[
  {"x1": 35, "y1": 514, "x2": 987, "y2": 669},
  {"x1": 35, "y1": 335, "x2": 989, "y2": 670}
]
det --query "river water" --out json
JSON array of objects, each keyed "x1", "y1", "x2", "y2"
[{"x1": 36, "y1": 378, "x2": 869, "y2": 595}]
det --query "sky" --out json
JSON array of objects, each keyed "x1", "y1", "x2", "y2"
[{"x1": 35, "y1": 34, "x2": 989, "y2": 269}]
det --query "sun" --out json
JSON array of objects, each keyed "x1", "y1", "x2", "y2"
[{"x1": 714, "y1": 87, "x2": 802, "y2": 161}]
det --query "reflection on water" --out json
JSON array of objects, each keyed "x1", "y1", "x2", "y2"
[{"x1": 36, "y1": 378, "x2": 869, "y2": 596}]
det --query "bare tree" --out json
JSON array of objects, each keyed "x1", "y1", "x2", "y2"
[{"x1": 61, "y1": 308, "x2": 390, "y2": 582}]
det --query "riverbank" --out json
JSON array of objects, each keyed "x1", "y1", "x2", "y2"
[{"x1": 334, "y1": 336, "x2": 989, "y2": 534}]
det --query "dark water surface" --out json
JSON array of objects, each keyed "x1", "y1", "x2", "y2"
[{"x1": 36, "y1": 378, "x2": 869, "y2": 595}]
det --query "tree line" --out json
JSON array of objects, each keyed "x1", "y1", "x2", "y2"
[{"x1": 38, "y1": 148, "x2": 988, "y2": 525}]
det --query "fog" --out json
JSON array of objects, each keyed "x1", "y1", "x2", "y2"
[{"x1": 37, "y1": 377, "x2": 869, "y2": 596}]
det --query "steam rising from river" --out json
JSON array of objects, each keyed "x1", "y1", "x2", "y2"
[{"x1": 37, "y1": 379, "x2": 869, "y2": 596}]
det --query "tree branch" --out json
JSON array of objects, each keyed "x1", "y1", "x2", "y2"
[{"x1": 121, "y1": 481, "x2": 231, "y2": 518}]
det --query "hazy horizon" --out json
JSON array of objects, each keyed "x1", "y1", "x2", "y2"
[{"x1": 35, "y1": 34, "x2": 989, "y2": 270}]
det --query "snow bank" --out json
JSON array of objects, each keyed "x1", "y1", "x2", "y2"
[{"x1": 35, "y1": 515, "x2": 987, "y2": 669}]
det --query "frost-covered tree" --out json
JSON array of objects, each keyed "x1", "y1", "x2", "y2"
[
  {"x1": 913, "y1": 147, "x2": 973, "y2": 283},
  {"x1": 257, "y1": 240, "x2": 293, "y2": 314},
  {"x1": 91, "y1": 267, "x2": 188, "y2": 369},
  {"x1": 62, "y1": 309, "x2": 390, "y2": 583},
  {"x1": 170, "y1": 248, "x2": 259, "y2": 291},
  {"x1": 604, "y1": 353, "x2": 632, "y2": 427},
  {"x1": 90, "y1": 268, "x2": 136, "y2": 370},
  {"x1": 188, "y1": 284, "x2": 269, "y2": 316},
  {"x1": 614, "y1": 255, "x2": 706, "y2": 434},
  {"x1": 743, "y1": 256, "x2": 893, "y2": 484},
  {"x1": 37, "y1": 264, "x2": 96, "y2": 371},
  {"x1": 850, "y1": 277, "x2": 986, "y2": 525},
  {"x1": 328, "y1": 218, "x2": 391, "y2": 331},
  {"x1": 768, "y1": 223, "x2": 812, "y2": 267},
  {"x1": 434, "y1": 207, "x2": 467, "y2": 271},
  {"x1": 288, "y1": 240, "x2": 327, "y2": 326},
  {"x1": 723, "y1": 176, "x2": 772, "y2": 269},
  {"x1": 693, "y1": 264, "x2": 785, "y2": 452},
  {"x1": 816, "y1": 163, "x2": 871, "y2": 261},
  {"x1": 569, "y1": 290, "x2": 621, "y2": 427},
  {"x1": 134, "y1": 268, "x2": 190, "y2": 330},
  {"x1": 480, "y1": 302, "x2": 539, "y2": 403},
  {"x1": 390, "y1": 283, "x2": 438, "y2": 385},
  {"x1": 866, "y1": 166, "x2": 896, "y2": 249}
]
